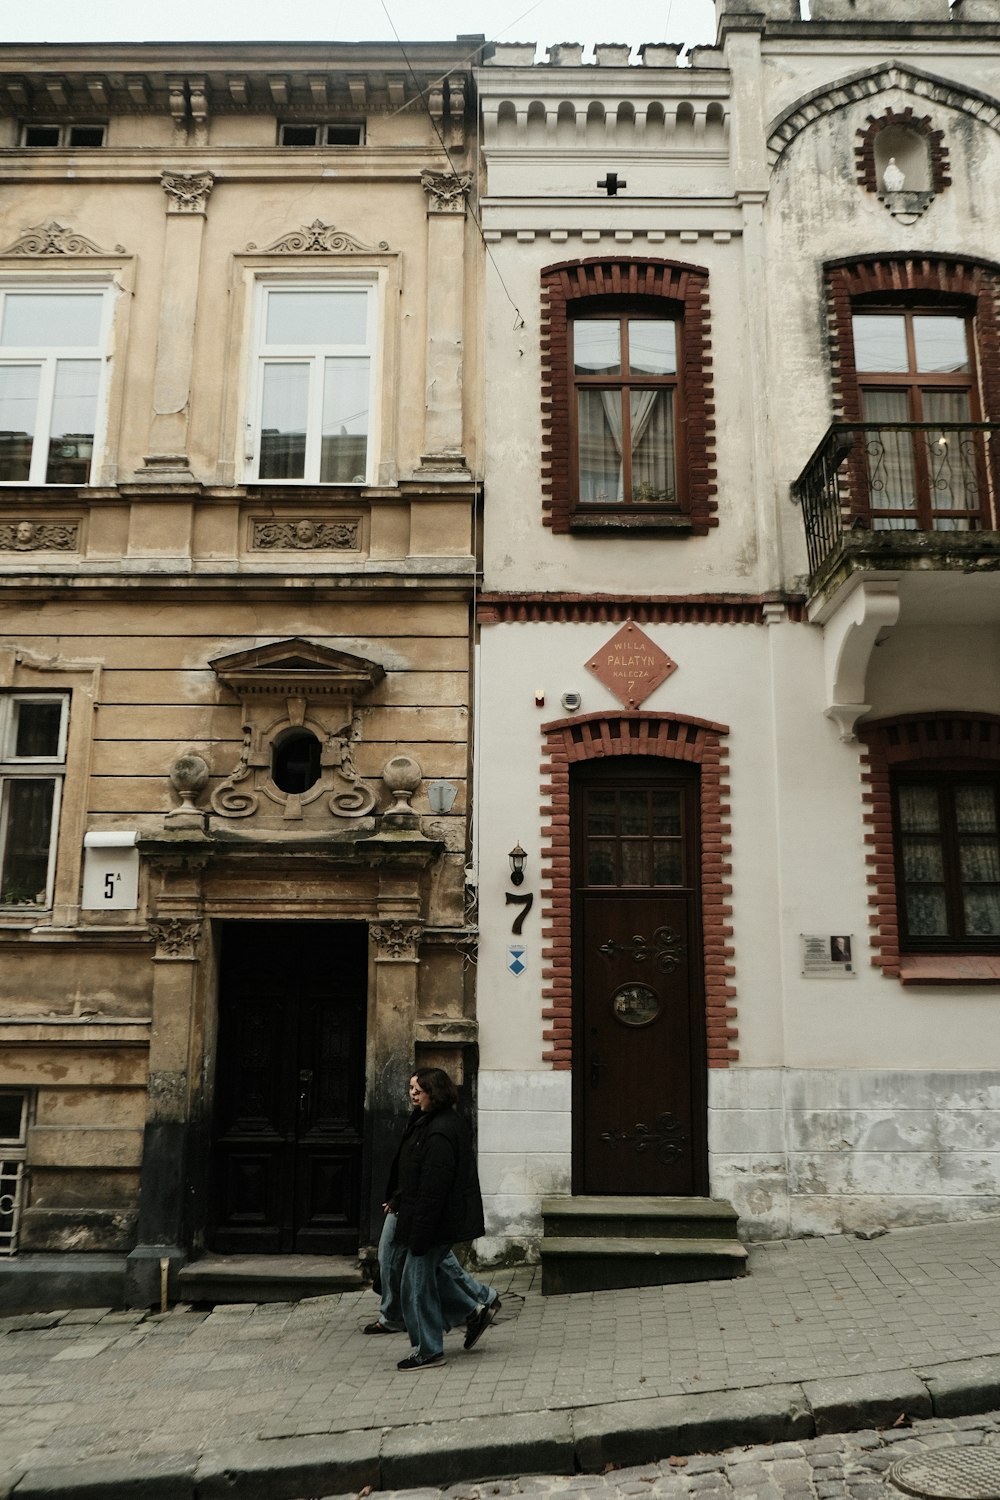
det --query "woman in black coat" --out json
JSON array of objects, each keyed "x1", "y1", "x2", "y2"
[{"x1": 393, "y1": 1067, "x2": 499, "y2": 1371}]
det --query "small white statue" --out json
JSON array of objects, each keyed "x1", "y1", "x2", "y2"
[{"x1": 883, "y1": 157, "x2": 905, "y2": 192}]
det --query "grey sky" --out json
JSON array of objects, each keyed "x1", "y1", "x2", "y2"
[{"x1": 5, "y1": 0, "x2": 718, "y2": 57}]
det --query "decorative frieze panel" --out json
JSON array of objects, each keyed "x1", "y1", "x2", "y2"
[
  {"x1": 251, "y1": 518, "x2": 360, "y2": 552},
  {"x1": 0, "y1": 521, "x2": 78, "y2": 552}
]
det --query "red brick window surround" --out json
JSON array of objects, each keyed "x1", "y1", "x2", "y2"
[
  {"x1": 826, "y1": 254, "x2": 1000, "y2": 528},
  {"x1": 540, "y1": 258, "x2": 717, "y2": 535},
  {"x1": 859, "y1": 713, "x2": 1000, "y2": 982},
  {"x1": 540, "y1": 712, "x2": 738, "y2": 1069}
]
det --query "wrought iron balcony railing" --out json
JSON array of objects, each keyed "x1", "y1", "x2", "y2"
[{"x1": 792, "y1": 422, "x2": 1000, "y2": 580}]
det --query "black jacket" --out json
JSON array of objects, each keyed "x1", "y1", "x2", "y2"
[{"x1": 391, "y1": 1105, "x2": 486, "y2": 1256}]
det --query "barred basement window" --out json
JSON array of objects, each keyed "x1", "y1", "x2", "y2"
[{"x1": 0, "y1": 1090, "x2": 29, "y2": 1256}]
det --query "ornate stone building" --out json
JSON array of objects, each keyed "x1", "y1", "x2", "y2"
[
  {"x1": 0, "y1": 40, "x2": 482, "y2": 1304},
  {"x1": 474, "y1": 0, "x2": 1000, "y2": 1283}
]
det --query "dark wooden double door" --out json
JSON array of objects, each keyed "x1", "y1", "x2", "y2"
[
  {"x1": 209, "y1": 921, "x2": 367, "y2": 1254},
  {"x1": 573, "y1": 759, "x2": 708, "y2": 1197}
]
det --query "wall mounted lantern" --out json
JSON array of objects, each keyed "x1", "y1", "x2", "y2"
[{"x1": 508, "y1": 843, "x2": 527, "y2": 886}]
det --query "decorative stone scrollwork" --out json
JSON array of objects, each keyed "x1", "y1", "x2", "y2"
[
  {"x1": 249, "y1": 219, "x2": 390, "y2": 254},
  {"x1": 0, "y1": 219, "x2": 125, "y2": 257},
  {"x1": 149, "y1": 918, "x2": 202, "y2": 960},
  {"x1": 420, "y1": 170, "x2": 471, "y2": 213},
  {"x1": 371, "y1": 921, "x2": 422, "y2": 960},
  {"x1": 210, "y1": 724, "x2": 259, "y2": 818},
  {"x1": 0, "y1": 521, "x2": 78, "y2": 552},
  {"x1": 252, "y1": 518, "x2": 360, "y2": 552},
  {"x1": 327, "y1": 719, "x2": 377, "y2": 818},
  {"x1": 160, "y1": 170, "x2": 215, "y2": 215}
]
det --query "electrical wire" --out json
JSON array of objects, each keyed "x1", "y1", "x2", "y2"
[{"x1": 378, "y1": 0, "x2": 525, "y2": 331}]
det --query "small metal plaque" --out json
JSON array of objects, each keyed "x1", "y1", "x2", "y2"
[
  {"x1": 586, "y1": 619, "x2": 677, "y2": 709},
  {"x1": 891, "y1": 1446, "x2": 1000, "y2": 1500},
  {"x1": 611, "y1": 983, "x2": 661, "y2": 1027}
]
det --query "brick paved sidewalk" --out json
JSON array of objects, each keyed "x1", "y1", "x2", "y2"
[{"x1": 2, "y1": 1218, "x2": 1000, "y2": 1495}]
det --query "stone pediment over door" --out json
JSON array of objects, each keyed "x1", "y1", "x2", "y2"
[{"x1": 208, "y1": 638, "x2": 386, "y2": 824}]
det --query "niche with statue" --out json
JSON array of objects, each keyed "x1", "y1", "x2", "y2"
[{"x1": 855, "y1": 107, "x2": 949, "y2": 224}]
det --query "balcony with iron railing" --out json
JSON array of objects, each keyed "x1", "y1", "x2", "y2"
[{"x1": 792, "y1": 421, "x2": 1000, "y2": 601}]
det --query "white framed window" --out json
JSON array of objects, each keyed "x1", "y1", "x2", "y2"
[
  {"x1": 0, "y1": 694, "x2": 69, "y2": 908},
  {"x1": 0, "y1": 284, "x2": 114, "y2": 486},
  {"x1": 248, "y1": 281, "x2": 376, "y2": 485}
]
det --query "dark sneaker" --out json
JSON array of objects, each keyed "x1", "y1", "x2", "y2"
[
  {"x1": 397, "y1": 1351, "x2": 447, "y2": 1371},
  {"x1": 463, "y1": 1296, "x2": 501, "y2": 1350},
  {"x1": 363, "y1": 1320, "x2": 399, "y2": 1334}
]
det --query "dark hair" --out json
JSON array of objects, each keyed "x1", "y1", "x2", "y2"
[{"x1": 414, "y1": 1067, "x2": 458, "y2": 1110}]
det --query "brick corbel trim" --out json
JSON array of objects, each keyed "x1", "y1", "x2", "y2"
[
  {"x1": 539, "y1": 711, "x2": 738, "y2": 1071},
  {"x1": 854, "y1": 107, "x2": 951, "y2": 194},
  {"x1": 540, "y1": 257, "x2": 717, "y2": 535},
  {"x1": 476, "y1": 593, "x2": 806, "y2": 625},
  {"x1": 825, "y1": 253, "x2": 1000, "y2": 525},
  {"x1": 858, "y1": 713, "x2": 1000, "y2": 977}
]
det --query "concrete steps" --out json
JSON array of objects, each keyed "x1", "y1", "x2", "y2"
[
  {"x1": 177, "y1": 1253, "x2": 366, "y2": 1305},
  {"x1": 539, "y1": 1196, "x2": 748, "y2": 1295}
]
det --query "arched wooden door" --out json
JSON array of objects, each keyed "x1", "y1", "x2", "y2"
[{"x1": 571, "y1": 757, "x2": 708, "y2": 1196}]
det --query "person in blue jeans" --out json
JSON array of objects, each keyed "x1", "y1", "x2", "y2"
[
  {"x1": 365, "y1": 1073, "x2": 498, "y2": 1344},
  {"x1": 384, "y1": 1067, "x2": 500, "y2": 1371},
  {"x1": 366, "y1": 1074, "x2": 497, "y2": 1345}
]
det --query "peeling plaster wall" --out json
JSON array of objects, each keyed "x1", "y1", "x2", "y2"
[{"x1": 710, "y1": 1068, "x2": 1000, "y2": 1241}]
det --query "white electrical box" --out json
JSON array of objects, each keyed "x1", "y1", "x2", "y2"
[{"x1": 82, "y1": 831, "x2": 139, "y2": 910}]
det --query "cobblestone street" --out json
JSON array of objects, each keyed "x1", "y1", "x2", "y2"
[{"x1": 315, "y1": 1412, "x2": 1000, "y2": 1500}]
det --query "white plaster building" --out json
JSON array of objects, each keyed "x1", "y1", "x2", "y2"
[{"x1": 474, "y1": 0, "x2": 1000, "y2": 1268}]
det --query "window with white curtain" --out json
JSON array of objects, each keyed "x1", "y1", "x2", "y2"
[
  {"x1": 0, "y1": 285, "x2": 113, "y2": 486},
  {"x1": 570, "y1": 313, "x2": 680, "y2": 509},
  {"x1": 893, "y1": 772, "x2": 1000, "y2": 947},
  {"x1": 248, "y1": 282, "x2": 376, "y2": 485},
  {"x1": 851, "y1": 308, "x2": 981, "y2": 531}
]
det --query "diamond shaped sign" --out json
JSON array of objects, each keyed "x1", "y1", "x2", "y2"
[{"x1": 586, "y1": 620, "x2": 677, "y2": 709}]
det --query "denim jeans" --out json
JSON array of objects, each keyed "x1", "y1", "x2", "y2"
[
  {"x1": 400, "y1": 1244, "x2": 455, "y2": 1358},
  {"x1": 379, "y1": 1211, "x2": 496, "y2": 1336}
]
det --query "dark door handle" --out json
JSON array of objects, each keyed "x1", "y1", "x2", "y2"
[
  {"x1": 590, "y1": 1055, "x2": 601, "y2": 1088},
  {"x1": 298, "y1": 1068, "x2": 314, "y2": 1124}
]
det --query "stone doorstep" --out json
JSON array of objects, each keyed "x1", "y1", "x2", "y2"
[
  {"x1": 540, "y1": 1236, "x2": 749, "y2": 1294},
  {"x1": 176, "y1": 1253, "x2": 365, "y2": 1306},
  {"x1": 541, "y1": 1194, "x2": 742, "y2": 1235}
]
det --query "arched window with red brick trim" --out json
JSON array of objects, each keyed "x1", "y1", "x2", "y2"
[{"x1": 540, "y1": 258, "x2": 717, "y2": 536}]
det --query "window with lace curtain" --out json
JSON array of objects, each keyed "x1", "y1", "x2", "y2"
[
  {"x1": 570, "y1": 312, "x2": 680, "y2": 510},
  {"x1": 851, "y1": 308, "x2": 982, "y2": 531},
  {"x1": 539, "y1": 258, "x2": 717, "y2": 535},
  {"x1": 893, "y1": 772, "x2": 1000, "y2": 949}
]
